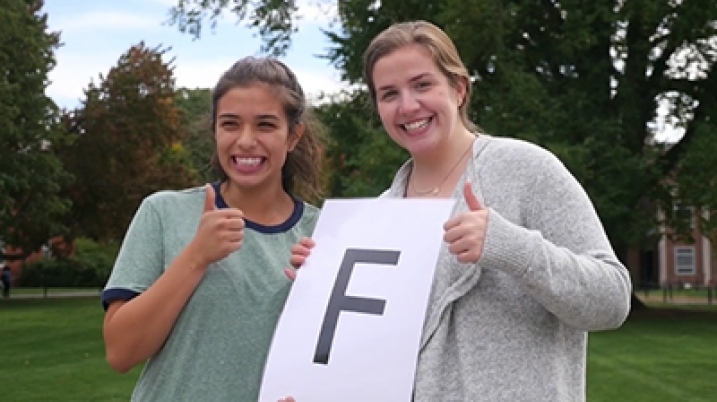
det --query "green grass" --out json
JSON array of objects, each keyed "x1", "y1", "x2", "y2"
[
  {"x1": 587, "y1": 311, "x2": 717, "y2": 401},
  {"x1": 0, "y1": 298, "x2": 141, "y2": 402},
  {"x1": 1, "y1": 298, "x2": 716, "y2": 401},
  {"x1": 11, "y1": 287, "x2": 101, "y2": 295}
]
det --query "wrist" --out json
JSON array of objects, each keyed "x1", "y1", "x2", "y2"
[{"x1": 183, "y1": 242, "x2": 210, "y2": 272}]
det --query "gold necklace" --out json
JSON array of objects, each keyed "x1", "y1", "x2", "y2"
[{"x1": 410, "y1": 140, "x2": 474, "y2": 196}]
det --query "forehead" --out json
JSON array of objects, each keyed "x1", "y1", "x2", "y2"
[
  {"x1": 216, "y1": 84, "x2": 285, "y2": 118},
  {"x1": 372, "y1": 45, "x2": 440, "y2": 86}
]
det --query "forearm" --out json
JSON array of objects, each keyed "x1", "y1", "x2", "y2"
[
  {"x1": 103, "y1": 244, "x2": 207, "y2": 372},
  {"x1": 481, "y1": 211, "x2": 632, "y2": 331}
]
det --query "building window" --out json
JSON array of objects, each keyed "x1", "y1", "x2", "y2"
[{"x1": 674, "y1": 246, "x2": 696, "y2": 275}]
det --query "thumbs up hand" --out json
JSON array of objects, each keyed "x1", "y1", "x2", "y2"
[
  {"x1": 443, "y1": 182, "x2": 489, "y2": 264},
  {"x1": 189, "y1": 184, "x2": 245, "y2": 267}
]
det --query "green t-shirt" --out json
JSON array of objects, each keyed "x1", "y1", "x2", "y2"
[{"x1": 103, "y1": 184, "x2": 319, "y2": 402}]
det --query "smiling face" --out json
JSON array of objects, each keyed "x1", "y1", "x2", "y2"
[
  {"x1": 372, "y1": 44, "x2": 466, "y2": 158},
  {"x1": 214, "y1": 83, "x2": 302, "y2": 193}
]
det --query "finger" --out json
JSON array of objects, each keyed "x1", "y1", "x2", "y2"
[
  {"x1": 463, "y1": 182, "x2": 483, "y2": 211},
  {"x1": 204, "y1": 184, "x2": 216, "y2": 213},
  {"x1": 442, "y1": 227, "x2": 461, "y2": 244},
  {"x1": 443, "y1": 216, "x2": 461, "y2": 231},
  {"x1": 299, "y1": 237, "x2": 316, "y2": 249},
  {"x1": 215, "y1": 209, "x2": 244, "y2": 220},
  {"x1": 448, "y1": 239, "x2": 470, "y2": 256},
  {"x1": 456, "y1": 250, "x2": 479, "y2": 264},
  {"x1": 222, "y1": 217, "x2": 245, "y2": 231},
  {"x1": 290, "y1": 254, "x2": 307, "y2": 269},
  {"x1": 284, "y1": 268, "x2": 296, "y2": 281},
  {"x1": 290, "y1": 244, "x2": 311, "y2": 257}
]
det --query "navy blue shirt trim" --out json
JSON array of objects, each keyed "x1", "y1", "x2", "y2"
[
  {"x1": 211, "y1": 181, "x2": 304, "y2": 234},
  {"x1": 102, "y1": 288, "x2": 140, "y2": 310}
]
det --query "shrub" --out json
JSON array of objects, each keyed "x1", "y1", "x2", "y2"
[{"x1": 18, "y1": 238, "x2": 119, "y2": 288}]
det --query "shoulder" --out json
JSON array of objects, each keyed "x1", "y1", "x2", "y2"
[
  {"x1": 141, "y1": 186, "x2": 206, "y2": 211},
  {"x1": 130, "y1": 186, "x2": 206, "y2": 226},
  {"x1": 473, "y1": 135, "x2": 567, "y2": 180},
  {"x1": 302, "y1": 202, "x2": 321, "y2": 223},
  {"x1": 481, "y1": 135, "x2": 560, "y2": 164},
  {"x1": 290, "y1": 201, "x2": 321, "y2": 234}
]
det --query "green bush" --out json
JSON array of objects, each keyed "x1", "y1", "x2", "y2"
[{"x1": 18, "y1": 238, "x2": 119, "y2": 288}]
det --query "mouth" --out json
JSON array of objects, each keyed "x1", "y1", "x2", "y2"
[
  {"x1": 231, "y1": 156, "x2": 265, "y2": 173},
  {"x1": 401, "y1": 117, "x2": 433, "y2": 133}
]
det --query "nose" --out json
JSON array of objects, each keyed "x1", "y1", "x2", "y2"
[
  {"x1": 235, "y1": 126, "x2": 257, "y2": 148},
  {"x1": 398, "y1": 92, "x2": 421, "y2": 115}
]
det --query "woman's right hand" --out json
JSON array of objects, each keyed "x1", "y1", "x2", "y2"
[
  {"x1": 189, "y1": 184, "x2": 245, "y2": 267},
  {"x1": 284, "y1": 237, "x2": 315, "y2": 280}
]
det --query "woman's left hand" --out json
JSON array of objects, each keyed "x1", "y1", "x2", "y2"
[{"x1": 443, "y1": 182, "x2": 489, "y2": 264}]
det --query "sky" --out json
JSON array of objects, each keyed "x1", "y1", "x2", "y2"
[
  {"x1": 41, "y1": 0, "x2": 680, "y2": 142},
  {"x1": 43, "y1": 0, "x2": 346, "y2": 110}
]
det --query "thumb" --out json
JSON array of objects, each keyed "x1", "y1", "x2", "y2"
[
  {"x1": 204, "y1": 184, "x2": 216, "y2": 213},
  {"x1": 463, "y1": 181, "x2": 483, "y2": 211}
]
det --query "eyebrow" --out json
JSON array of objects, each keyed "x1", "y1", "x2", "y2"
[
  {"x1": 377, "y1": 73, "x2": 433, "y2": 92},
  {"x1": 216, "y1": 113, "x2": 281, "y2": 121}
]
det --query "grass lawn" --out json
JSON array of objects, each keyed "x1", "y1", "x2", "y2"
[
  {"x1": 1, "y1": 298, "x2": 716, "y2": 401},
  {"x1": 0, "y1": 298, "x2": 141, "y2": 402},
  {"x1": 11, "y1": 287, "x2": 101, "y2": 295}
]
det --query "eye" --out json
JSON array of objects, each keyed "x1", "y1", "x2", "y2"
[
  {"x1": 415, "y1": 81, "x2": 432, "y2": 90},
  {"x1": 379, "y1": 90, "x2": 397, "y2": 101},
  {"x1": 258, "y1": 121, "x2": 278, "y2": 130},
  {"x1": 220, "y1": 120, "x2": 238, "y2": 129}
]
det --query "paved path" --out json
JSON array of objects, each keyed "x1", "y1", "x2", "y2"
[{"x1": 636, "y1": 294, "x2": 715, "y2": 305}]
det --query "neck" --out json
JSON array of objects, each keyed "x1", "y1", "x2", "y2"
[
  {"x1": 412, "y1": 128, "x2": 476, "y2": 176},
  {"x1": 221, "y1": 180, "x2": 295, "y2": 225}
]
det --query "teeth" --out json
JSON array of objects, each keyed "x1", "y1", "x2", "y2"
[
  {"x1": 404, "y1": 119, "x2": 429, "y2": 131},
  {"x1": 234, "y1": 157, "x2": 262, "y2": 166}
]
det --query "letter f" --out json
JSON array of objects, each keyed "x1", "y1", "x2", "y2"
[{"x1": 313, "y1": 248, "x2": 400, "y2": 365}]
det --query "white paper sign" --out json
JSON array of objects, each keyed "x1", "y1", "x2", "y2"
[{"x1": 259, "y1": 198, "x2": 456, "y2": 402}]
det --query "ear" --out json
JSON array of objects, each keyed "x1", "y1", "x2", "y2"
[
  {"x1": 288, "y1": 122, "x2": 305, "y2": 152},
  {"x1": 455, "y1": 76, "x2": 468, "y2": 106}
]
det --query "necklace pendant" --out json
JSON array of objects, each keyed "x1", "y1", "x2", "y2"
[{"x1": 430, "y1": 187, "x2": 440, "y2": 195}]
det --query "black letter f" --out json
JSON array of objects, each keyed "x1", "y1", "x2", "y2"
[{"x1": 313, "y1": 248, "x2": 400, "y2": 365}]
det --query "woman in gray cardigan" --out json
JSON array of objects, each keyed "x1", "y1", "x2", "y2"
[{"x1": 284, "y1": 20, "x2": 631, "y2": 402}]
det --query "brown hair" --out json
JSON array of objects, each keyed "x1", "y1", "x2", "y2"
[
  {"x1": 210, "y1": 57, "x2": 325, "y2": 201},
  {"x1": 362, "y1": 20, "x2": 476, "y2": 131}
]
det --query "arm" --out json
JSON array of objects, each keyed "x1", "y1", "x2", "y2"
[
  {"x1": 103, "y1": 244, "x2": 209, "y2": 373},
  {"x1": 480, "y1": 150, "x2": 632, "y2": 331},
  {"x1": 103, "y1": 185, "x2": 244, "y2": 373}
]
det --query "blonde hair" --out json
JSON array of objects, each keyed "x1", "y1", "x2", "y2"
[{"x1": 362, "y1": 20, "x2": 476, "y2": 131}]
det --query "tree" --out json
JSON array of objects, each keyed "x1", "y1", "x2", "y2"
[
  {"x1": 314, "y1": 90, "x2": 408, "y2": 197},
  {"x1": 58, "y1": 43, "x2": 200, "y2": 243},
  {"x1": 167, "y1": 0, "x2": 717, "y2": 272},
  {"x1": 0, "y1": 0, "x2": 72, "y2": 262},
  {"x1": 660, "y1": 123, "x2": 717, "y2": 263},
  {"x1": 175, "y1": 87, "x2": 215, "y2": 183}
]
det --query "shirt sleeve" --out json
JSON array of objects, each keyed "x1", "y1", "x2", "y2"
[
  {"x1": 102, "y1": 196, "x2": 165, "y2": 310},
  {"x1": 479, "y1": 147, "x2": 632, "y2": 331}
]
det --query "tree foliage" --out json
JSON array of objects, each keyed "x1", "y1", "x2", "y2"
[
  {"x1": 314, "y1": 91, "x2": 408, "y2": 197},
  {"x1": 660, "y1": 123, "x2": 717, "y2": 249},
  {"x1": 168, "y1": 0, "x2": 717, "y2": 256},
  {"x1": 175, "y1": 87, "x2": 215, "y2": 183},
  {"x1": 0, "y1": 0, "x2": 72, "y2": 261},
  {"x1": 58, "y1": 43, "x2": 200, "y2": 242},
  {"x1": 168, "y1": 0, "x2": 300, "y2": 56}
]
